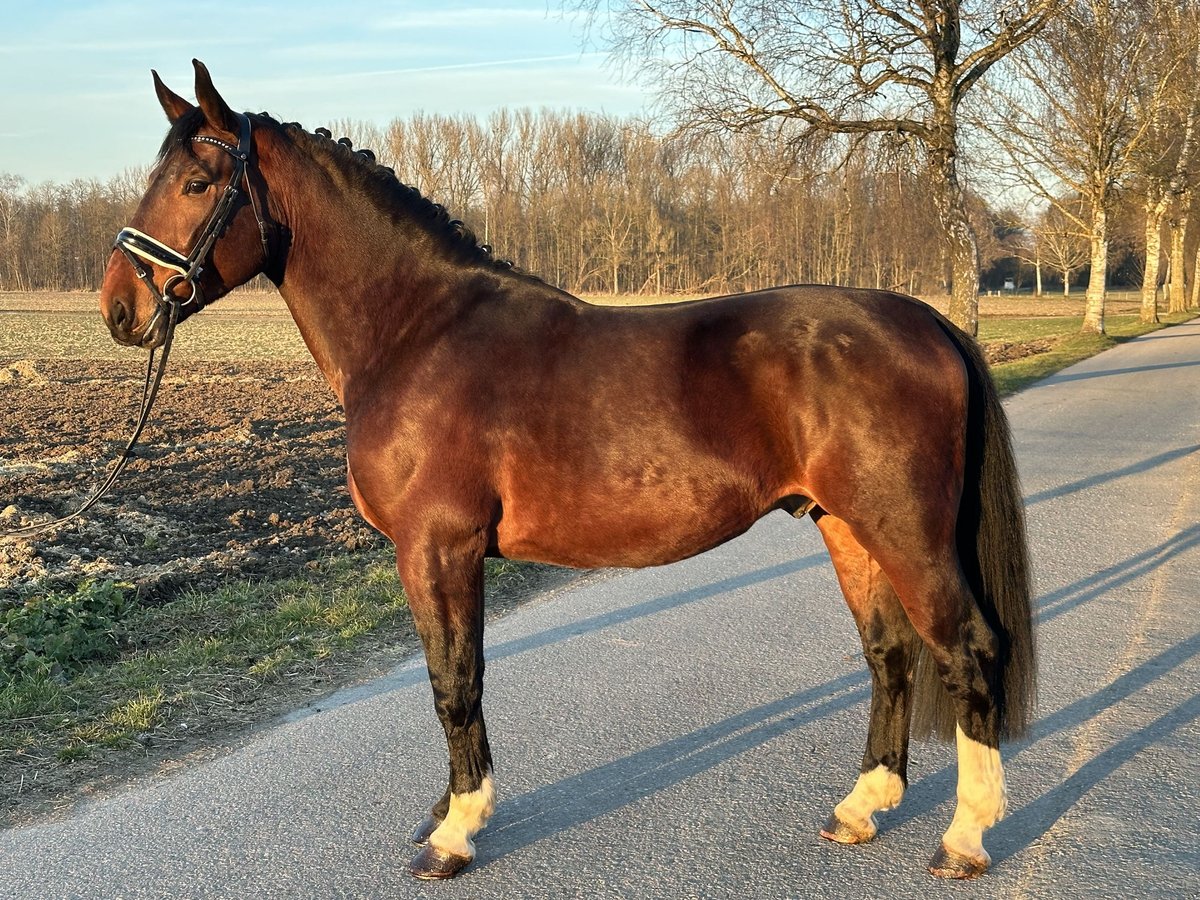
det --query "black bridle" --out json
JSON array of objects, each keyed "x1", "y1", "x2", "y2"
[
  {"x1": 2, "y1": 112, "x2": 271, "y2": 540},
  {"x1": 115, "y1": 111, "x2": 271, "y2": 322}
]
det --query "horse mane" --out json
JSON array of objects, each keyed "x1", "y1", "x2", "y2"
[{"x1": 159, "y1": 107, "x2": 529, "y2": 279}]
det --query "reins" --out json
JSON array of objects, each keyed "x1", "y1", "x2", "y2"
[
  {"x1": 1, "y1": 302, "x2": 179, "y2": 540},
  {"x1": 1, "y1": 112, "x2": 269, "y2": 541}
]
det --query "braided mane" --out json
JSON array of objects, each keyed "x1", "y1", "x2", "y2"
[
  {"x1": 267, "y1": 114, "x2": 524, "y2": 276},
  {"x1": 160, "y1": 108, "x2": 526, "y2": 277}
]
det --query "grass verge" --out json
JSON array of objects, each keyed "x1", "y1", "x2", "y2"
[
  {"x1": 1, "y1": 552, "x2": 548, "y2": 823},
  {"x1": 984, "y1": 312, "x2": 1196, "y2": 396}
]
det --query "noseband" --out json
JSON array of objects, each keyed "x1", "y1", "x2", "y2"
[{"x1": 114, "y1": 111, "x2": 272, "y2": 329}]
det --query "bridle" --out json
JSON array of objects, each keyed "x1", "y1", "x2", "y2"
[
  {"x1": 115, "y1": 111, "x2": 272, "y2": 326},
  {"x1": 2, "y1": 112, "x2": 272, "y2": 540}
]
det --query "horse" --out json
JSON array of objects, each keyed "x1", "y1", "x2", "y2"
[{"x1": 98, "y1": 60, "x2": 1036, "y2": 882}]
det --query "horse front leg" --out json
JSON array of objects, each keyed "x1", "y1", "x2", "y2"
[{"x1": 398, "y1": 535, "x2": 495, "y2": 880}]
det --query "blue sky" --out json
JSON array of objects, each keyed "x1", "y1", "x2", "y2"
[{"x1": 0, "y1": 1, "x2": 646, "y2": 184}]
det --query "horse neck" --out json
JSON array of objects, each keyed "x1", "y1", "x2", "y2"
[{"x1": 259, "y1": 133, "x2": 473, "y2": 404}]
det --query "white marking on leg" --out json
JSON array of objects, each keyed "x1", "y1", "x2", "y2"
[
  {"x1": 428, "y1": 772, "x2": 496, "y2": 859},
  {"x1": 941, "y1": 724, "x2": 1007, "y2": 863},
  {"x1": 833, "y1": 764, "x2": 905, "y2": 838}
]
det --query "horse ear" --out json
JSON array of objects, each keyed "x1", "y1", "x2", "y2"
[
  {"x1": 152, "y1": 70, "x2": 193, "y2": 124},
  {"x1": 192, "y1": 59, "x2": 239, "y2": 135}
]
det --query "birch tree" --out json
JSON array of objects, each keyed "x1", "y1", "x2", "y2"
[{"x1": 981, "y1": 0, "x2": 1172, "y2": 333}]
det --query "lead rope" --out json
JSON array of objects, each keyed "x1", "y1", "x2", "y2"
[
  {"x1": 2, "y1": 113, "x2": 269, "y2": 542},
  {"x1": 0, "y1": 299, "x2": 180, "y2": 540}
]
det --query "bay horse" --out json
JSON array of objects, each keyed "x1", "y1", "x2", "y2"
[{"x1": 99, "y1": 61, "x2": 1036, "y2": 881}]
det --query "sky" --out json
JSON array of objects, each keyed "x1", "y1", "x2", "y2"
[{"x1": 0, "y1": 0, "x2": 647, "y2": 185}]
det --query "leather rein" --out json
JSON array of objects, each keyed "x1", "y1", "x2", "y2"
[{"x1": 2, "y1": 112, "x2": 270, "y2": 540}]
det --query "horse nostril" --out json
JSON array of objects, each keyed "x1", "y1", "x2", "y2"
[{"x1": 111, "y1": 298, "x2": 130, "y2": 329}]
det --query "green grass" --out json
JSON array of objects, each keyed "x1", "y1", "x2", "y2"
[
  {"x1": 986, "y1": 312, "x2": 1195, "y2": 396},
  {"x1": 0, "y1": 552, "x2": 532, "y2": 794}
]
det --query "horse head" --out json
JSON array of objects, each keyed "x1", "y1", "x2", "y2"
[{"x1": 100, "y1": 60, "x2": 274, "y2": 348}]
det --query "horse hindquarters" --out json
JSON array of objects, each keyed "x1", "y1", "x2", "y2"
[{"x1": 813, "y1": 318, "x2": 1035, "y2": 878}]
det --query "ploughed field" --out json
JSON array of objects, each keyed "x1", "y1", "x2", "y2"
[{"x1": 1, "y1": 293, "x2": 380, "y2": 604}]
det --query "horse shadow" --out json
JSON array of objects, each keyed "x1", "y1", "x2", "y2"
[{"x1": 470, "y1": 534, "x2": 1199, "y2": 872}]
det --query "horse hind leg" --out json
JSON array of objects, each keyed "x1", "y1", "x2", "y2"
[
  {"x1": 815, "y1": 513, "x2": 921, "y2": 845},
  {"x1": 871, "y1": 542, "x2": 1009, "y2": 878}
]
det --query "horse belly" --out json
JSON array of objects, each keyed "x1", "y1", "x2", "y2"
[{"x1": 493, "y1": 469, "x2": 769, "y2": 569}]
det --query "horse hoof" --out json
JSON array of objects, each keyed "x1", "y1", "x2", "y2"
[
  {"x1": 928, "y1": 844, "x2": 989, "y2": 879},
  {"x1": 410, "y1": 813, "x2": 442, "y2": 846},
  {"x1": 408, "y1": 844, "x2": 473, "y2": 880},
  {"x1": 819, "y1": 812, "x2": 876, "y2": 844}
]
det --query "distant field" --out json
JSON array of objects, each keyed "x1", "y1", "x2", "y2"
[
  {"x1": 583, "y1": 288, "x2": 1148, "y2": 318},
  {"x1": 0, "y1": 291, "x2": 308, "y2": 361},
  {"x1": 1, "y1": 288, "x2": 1151, "y2": 362}
]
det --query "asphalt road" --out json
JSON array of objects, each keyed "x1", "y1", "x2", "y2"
[{"x1": 3, "y1": 321, "x2": 1198, "y2": 900}]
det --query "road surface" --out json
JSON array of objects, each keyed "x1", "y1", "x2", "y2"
[{"x1": 2, "y1": 321, "x2": 1198, "y2": 899}]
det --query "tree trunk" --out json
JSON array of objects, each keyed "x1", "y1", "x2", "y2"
[
  {"x1": 1168, "y1": 204, "x2": 1190, "y2": 314},
  {"x1": 1082, "y1": 203, "x2": 1108, "y2": 334},
  {"x1": 1141, "y1": 195, "x2": 1167, "y2": 324},
  {"x1": 1191, "y1": 239, "x2": 1200, "y2": 310},
  {"x1": 1035, "y1": 254, "x2": 1043, "y2": 296},
  {"x1": 927, "y1": 150, "x2": 980, "y2": 335}
]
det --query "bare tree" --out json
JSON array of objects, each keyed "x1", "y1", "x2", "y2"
[
  {"x1": 583, "y1": 0, "x2": 1063, "y2": 333},
  {"x1": 0, "y1": 174, "x2": 26, "y2": 291},
  {"x1": 1036, "y1": 202, "x2": 1091, "y2": 294},
  {"x1": 981, "y1": 0, "x2": 1173, "y2": 333}
]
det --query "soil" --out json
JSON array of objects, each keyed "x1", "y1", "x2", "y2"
[
  {"x1": 1, "y1": 356, "x2": 380, "y2": 602},
  {"x1": 982, "y1": 337, "x2": 1060, "y2": 365}
]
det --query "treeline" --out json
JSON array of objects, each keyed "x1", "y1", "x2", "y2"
[
  {"x1": 1, "y1": 110, "x2": 974, "y2": 297},
  {"x1": 0, "y1": 171, "x2": 146, "y2": 292},
  {"x1": 0, "y1": 109, "x2": 1144, "y2": 296}
]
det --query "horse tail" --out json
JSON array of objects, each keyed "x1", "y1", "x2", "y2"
[{"x1": 912, "y1": 318, "x2": 1038, "y2": 742}]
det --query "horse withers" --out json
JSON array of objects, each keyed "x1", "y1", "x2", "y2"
[{"x1": 99, "y1": 60, "x2": 1036, "y2": 881}]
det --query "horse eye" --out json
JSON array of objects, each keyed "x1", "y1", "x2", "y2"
[{"x1": 185, "y1": 180, "x2": 210, "y2": 195}]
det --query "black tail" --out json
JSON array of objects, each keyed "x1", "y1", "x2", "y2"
[{"x1": 912, "y1": 320, "x2": 1038, "y2": 741}]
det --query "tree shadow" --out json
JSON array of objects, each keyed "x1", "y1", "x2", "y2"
[
  {"x1": 1036, "y1": 522, "x2": 1200, "y2": 625},
  {"x1": 292, "y1": 552, "x2": 829, "y2": 718},
  {"x1": 484, "y1": 553, "x2": 827, "y2": 664},
  {"x1": 471, "y1": 625, "x2": 1197, "y2": 872},
  {"x1": 882, "y1": 629, "x2": 1200, "y2": 863},
  {"x1": 1025, "y1": 444, "x2": 1200, "y2": 507},
  {"x1": 1038, "y1": 359, "x2": 1200, "y2": 385},
  {"x1": 988, "y1": 689, "x2": 1200, "y2": 862}
]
